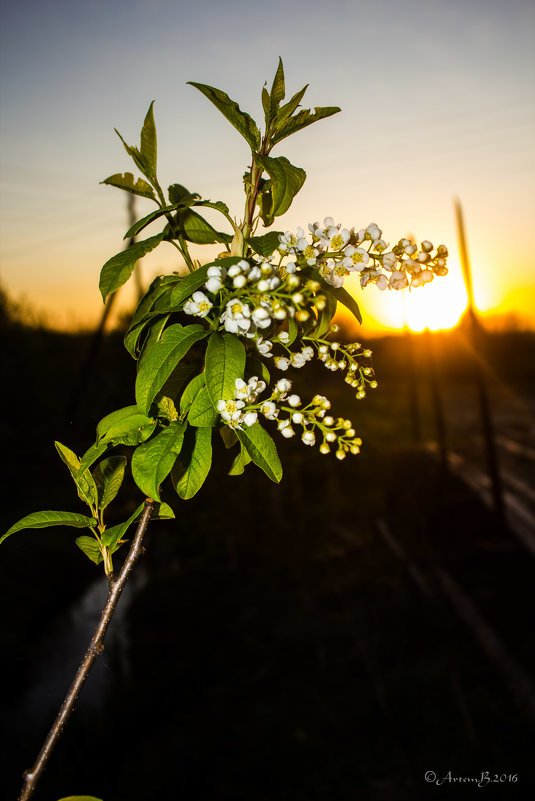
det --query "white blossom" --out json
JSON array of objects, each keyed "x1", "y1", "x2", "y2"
[
  {"x1": 382, "y1": 252, "x2": 398, "y2": 271},
  {"x1": 252, "y1": 306, "x2": 272, "y2": 329},
  {"x1": 342, "y1": 245, "x2": 370, "y2": 271},
  {"x1": 290, "y1": 352, "x2": 307, "y2": 368},
  {"x1": 256, "y1": 338, "x2": 273, "y2": 357},
  {"x1": 321, "y1": 261, "x2": 348, "y2": 288},
  {"x1": 276, "y1": 378, "x2": 292, "y2": 393},
  {"x1": 220, "y1": 299, "x2": 253, "y2": 334},
  {"x1": 366, "y1": 223, "x2": 382, "y2": 242},
  {"x1": 217, "y1": 398, "x2": 245, "y2": 425},
  {"x1": 248, "y1": 266, "x2": 262, "y2": 281},
  {"x1": 261, "y1": 401, "x2": 278, "y2": 420},
  {"x1": 183, "y1": 291, "x2": 213, "y2": 318},
  {"x1": 205, "y1": 265, "x2": 226, "y2": 293},
  {"x1": 233, "y1": 274, "x2": 247, "y2": 289},
  {"x1": 389, "y1": 271, "x2": 408, "y2": 290},
  {"x1": 274, "y1": 356, "x2": 290, "y2": 371},
  {"x1": 242, "y1": 411, "x2": 258, "y2": 427}
]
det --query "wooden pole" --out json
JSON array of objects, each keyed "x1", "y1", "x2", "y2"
[{"x1": 454, "y1": 199, "x2": 507, "y2": 530}]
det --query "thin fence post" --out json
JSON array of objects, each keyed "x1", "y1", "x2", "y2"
[{"x1": 455, "y1": 199, "x2": 507, "y2": 530}]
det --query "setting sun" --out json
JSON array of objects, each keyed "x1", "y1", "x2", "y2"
[
  {"x1": 403, "y1": 266, "x2": 468, "y2": 332},
  {"x1": 348, "y1": 258, "x2": 470, "y2": 334}
]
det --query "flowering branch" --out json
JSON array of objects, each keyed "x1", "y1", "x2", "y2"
[{"x1": 3, "y1": 59, "x2": 450, "y2": 797}]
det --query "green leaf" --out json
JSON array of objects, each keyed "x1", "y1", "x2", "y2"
[
  {"x1": 204, "y1": 332, "x2": 246, "y2": 408},
  {"x1": 271, "y1": 105, "x2": 341, "y2": 146},
  {"x1": 124, "y1": 203, "x2": 181, "y2": 240},
  {"x1": 154, "y1": 501, "x2": 175, "y2": 519},
  {"x1": 101, "y1": 504, "x2": 143, "y2": 550},
  {"x1": 158, "y1": 264, "x2": 211, "y2": 310},
  {"x1": 55, "y1": 441, "x2": 98, "y2": 510},
  {"x1": 220, "y1": 426, "x2": 238, "y2": 449},
  {"x1": 324, "y1": 284, "x2": 362, "y2": 325},
  {"x1": 176, "y1": 208, "x2": 231, "y2": 245},
  {"x1": 124, "y1": 311, "x2": 165, "y2": 359},
  {"x1": 287, "y1": 313, "x2": 299, "y2": 346},
  {"x1": 179, "y1": 373, "x2": 205, "y2": 416},
  {"x1": 228, "y1": 445, "x2": 252, "y2": 476},
  {"x1": 245, "y1": 356, "x2": 270, "y2": 385},
  {"x1": 101, "y1": 501, "x2": 175, "y2": 552},
  {"x1": 96, "y1": 405, "x2": 138, "y2": 439},
  {"x1": 140, "y1": 100, "x2": 157, "y2": 180},
  {"x1": 168, "y1": 183, "x2": 200, "y2": 205},
  {"x1": 255, "y1": 155, "x2": 306, "y2": 220},
  {"x1": 77, "y1": 441, "x2": 110, "y2": 477},
  {"x1": 131, "y1": 275, "x2": 171, "y2": 325},
  {"x1": 276, "y1": 85, "x2": 308, "y2": 124},
  {"x1": 99, "y1": 233, "x2": 164, "y2": 301},
  {"x1": 1, "y1": 511, "x2": 95, "y2": 545},
  {"x1": 248, "y1": 231, "x2": 283, "y2": 258},
  {"x1": 315, "y1": 291, "x2": 338, "y2": 337},
  {"x1": 174, "y1": 427, "x2": 213, "y2": 499},
  {"x1": 194, "y1": 198, "x2": 231, "y2": 216},
  {"x1": 188, "y1": 81, "x2": 261, "y2": 150},
  {"x1": 154, "y1": 363, "x2": 198, "y2": 408},
  {"x1": 236, "y1": 423, "x2": 282, "y2": 483},
  {"x1": 92, "y1": 456, "x2": 127, "y2": 510},
  {"x1": 124, "y1": 276, "x2": 175, "y2": 357},
  {"x1": 188, "y1": 384, "x2": 218, "y2": 427},
  {"x1": 75, "y1": 535, "x2": 103, "y2": 565},
  {"x1": 137, "y1": 314, "x2": 171, "y2": 366},
  {"x1": 269, "y1": 57, "x2": 286, "y2": 120},
  {"x1": 135, "y1": 323, "x2": 207, "y2": 415},
  {"x1": 101, "y1": 172, "x2": 157, "y2": 201},
  {"x1": 131, "y1": 422, "x2": 186, "y2": 501},
  {"x1": 96, "y1": 405, "x2": 157, "y2": 447},
  {"x1": 114, "y1": 128, "x2": 148, "y2": 179},
  {"x1": 262, "y1": 85, "x2": 270, "y2": 124}
]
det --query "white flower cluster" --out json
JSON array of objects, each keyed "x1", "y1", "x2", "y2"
[
  {"x1": 272, "y1": 333, "x2": 314, "y2": 370},
  {"x1": 217, "y1": 376, "x2": 362, "y2": 459},
  {"x1": 216, "y1": 376, "x2": 266, "y2": 430},
  {"x1": 182, "y1": 258, "x2": 326, "y2": 340},
  {"x1": 309, "y1": 336, "x2": 376, "y2": 399},
  {"x1": 278, "y1": 218, "x2": 448, "y2": 291}
]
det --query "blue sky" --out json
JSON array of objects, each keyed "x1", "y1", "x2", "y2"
[{"x1": 1, "y1": 0, "x2": 534, "y2": 330}]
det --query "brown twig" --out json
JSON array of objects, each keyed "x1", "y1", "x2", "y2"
[{"x1": 18, "y1": 499, "x2": 155, "y2": 801}]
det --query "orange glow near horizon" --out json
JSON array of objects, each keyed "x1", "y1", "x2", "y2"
[{"x1": 340, "y1": 259, "x2": 473, "y2": 335}]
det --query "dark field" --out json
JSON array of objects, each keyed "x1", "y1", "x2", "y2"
[{"x1": 1, "y1": 300, "x2": 534, "y2": 801}]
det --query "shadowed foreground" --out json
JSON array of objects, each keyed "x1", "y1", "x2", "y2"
[{"x1": 1, "y1": 302, "x2": 534, "y2": 800}]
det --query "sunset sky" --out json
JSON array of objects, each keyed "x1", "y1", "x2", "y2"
[{"x1": 1, "y1": 0, "x2": 534, "y2": 333}]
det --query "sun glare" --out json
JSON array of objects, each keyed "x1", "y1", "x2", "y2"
[
  {"x1": 365, "y1": 258, "x2": 469, "y2": 333},
  {"x1": 404, "y1": 269, "x2": 468, "y2": 332}
]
